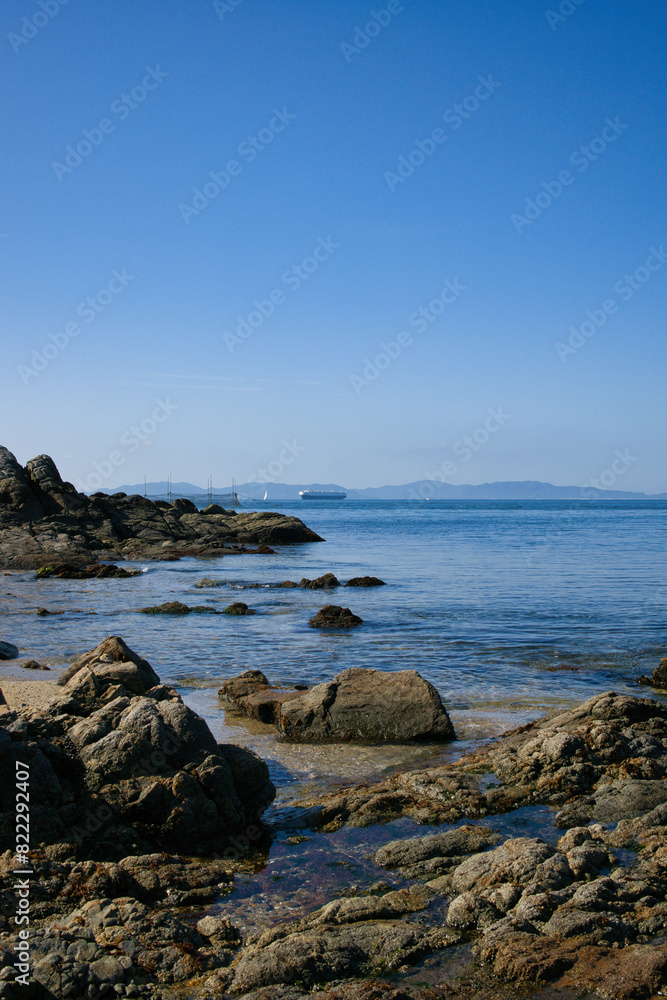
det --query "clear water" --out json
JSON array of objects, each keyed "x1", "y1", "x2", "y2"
[{"x1": 3, "y1": 499, "x2": 665, "y2": 937}]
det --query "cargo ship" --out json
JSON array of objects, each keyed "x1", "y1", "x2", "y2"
[{"x1": 299, "y1": 490, "x2": 347, "y2": 500}]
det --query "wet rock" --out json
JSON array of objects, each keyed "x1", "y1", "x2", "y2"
[
  {"x1": 36, "y1": 606, "x2": 64, "y2": 615},
  {"x1": 0, "y1": 446, "x2": 324, "y2": 568},
  {"x1": 35, "y1": 562, "x2": 141, "y2": 579},
  {"x1": 139, "y1": 601, "x2": 217, "y2": 614},
  {"x1": 256, "y1": 544, "x2": 275, "y2": 554},
  {"x1": 375, "y1": 825, "x2": 502, "y2": 880},
  {"x1": 0, "y1": 643, "x2": 18, "y2": 660},
  {"x1": 22, "y1": 659, "x2": 49, "y2": 671},
  {"x1": 345, "y1": 577, "x2": 386, "y2": 587},
  {"x1": 638, "y1": 656, "x2": 667, "y2": 689},
  {"x1": 299, "y1": 573, "x2": 341, "y2": 589},
  {"x1": 219, "y1": 671, "x2": 302, "y2": 724},
  {"x1": 228, "y1": 884, "x2": 456, "y2": 993},
  {"x1": 277, "y1": 667, "x2": 455, "y2": 743},
  {"x1": 308, "y1": 605, "x2": 362, "y2": 628},
  {"x1": 223, "y1": 602, "x2": 256, "y2": 615},
  {"x1": 555, "y1": 778, "x2": 667, "y2": 828}
]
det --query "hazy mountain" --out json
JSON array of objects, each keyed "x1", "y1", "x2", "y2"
[{"x1": 93, "y1": 479, "x2": 667, "y2": 501}]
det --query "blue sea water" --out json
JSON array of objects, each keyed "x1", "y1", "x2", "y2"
[{"x1": 3, "y1": 498, "x2": 667, "y2": 938}]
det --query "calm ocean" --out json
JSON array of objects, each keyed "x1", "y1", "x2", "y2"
[{"x1": 4, "y1": 499, "x2": 667, "y2": 783}]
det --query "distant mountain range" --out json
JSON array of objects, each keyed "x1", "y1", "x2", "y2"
[{"x1": 93, "y1": 479, "x2": 667, "y2": 501}]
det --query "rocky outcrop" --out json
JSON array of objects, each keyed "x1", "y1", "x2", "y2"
[
  {"x1": 298, "y1": 573, "x2": 341, "y2": 589},
  {"x1": 277, "y1": 668, "x2": 455, "y2": 743},
  {"x1": 0, "y1": 446, "x2": 324, "y2": 568},
  {"x1": 345, "y1": 576, "x2": 386, "y2": 587},
  {"x1": 308, "y1": 605, "x2": 362, "y2": 628},
  {"x1": 299, "y1": 691, "x2": 667, "y2": 830},
  {"x1": 35, "y1": 562, "x2": 141, "y2": 579},
  {"x1": 227, "y1": 884, "x2": 455, "y2": 994},
  {"x1": 0, "y1": 636, "x2": 275, "y2": 857}
]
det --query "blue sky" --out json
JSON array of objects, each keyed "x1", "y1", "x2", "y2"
[{"x1": 2, "y1": 0, "x2": 666, "y2": 492}]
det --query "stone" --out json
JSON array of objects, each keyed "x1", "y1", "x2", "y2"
[
  {"x1": 0, "y1": 642, "x2": 18, "y2": 660},
  {"x1": 223, "y1": 602, "x2": 256, "y2": 615},
  {"x1": 35, "y1": 563, "x2": 141, "y2": 579},
  {"x1": 23, "y1": 659, "x2": 49, "y2": 670},
  {"x1": 139, "y1": 601, "x2": 217, "y2": 614},
  {"x1": 277, "y1": 667, "x2": 455, "y2": 743},
  {"x1": 308, "y1": 605, "x2": 362, "y2": 628},
  {"x1": 345, "y1": 577, "x2": 386, "y2": 587}
]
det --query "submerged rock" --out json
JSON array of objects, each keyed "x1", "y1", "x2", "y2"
[
  {"x1": 277, "y1": 667, "x2": 455, "y2": 743},
  {"x1": 139, "y1": 601, "x2": 217, "y2": 615},
  {"x1": 223, "y1": 602, "x2": 256, "y2": 615},
  {"x1": 23, "y1": 659, "x2": 49, "y2": 670},
  {"x1": 308, "y1": 605, "x2": 362, "y2": 628},
  {"x1": 345, "y1": 576, "x2": 386, "y2": 587}
]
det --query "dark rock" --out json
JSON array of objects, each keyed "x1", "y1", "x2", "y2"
[
  {"x1": 223, "y1": 602, "x2": 256, "y2": 616},
  {"x1": 201, "y1": 503, "x2": 226, "y2": 514},
  {"x1": 0, "y1": 636, "x2": 275, "y2": 856},
  {"x1": 35, "y1": 562, "x2": 141, "y2": 579},
  {"x1": 255, "y1": 544, "x2": 276, "y2": 554},
  {"x1": 220, "y1": 671, "x2": 304, "y2": 724},
  {"x1": 308, "y1": 605, "x2": 362, "y2": 628},
  {"x1": 277, "y1": 667, "x2": 455, "y2": 743},
  {"x1": 36, "y1": 606, "x2": 64, "y2": 615},
  {"x1": 139, "y1": 601, "x2": 217, "y2": 615},
  {"x1": 345, "y1": 577, "x2": 386, "y2": 587},
  {"x1": 23, "y1": 660, "x2": 49, "y2": 671},
  {"x1": 0, "y1": 642, "x2": 18, "y2": 660},
  {"x1": 277, "y1": 580, "x2": 299, "y2": 588},
  {"x1": 0, "y1": 446, "x2": 324, "y2": 568},
  {"x1": 299, "y1": 573, "x2": 341, "y2": 589},
  {"x1": 638, "y1": 657, "x2": 667, "y2": 689}
]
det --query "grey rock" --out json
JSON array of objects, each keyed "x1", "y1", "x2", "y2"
[{"x1": 277, "y1": 667, "x2": 455, "y2": 743}]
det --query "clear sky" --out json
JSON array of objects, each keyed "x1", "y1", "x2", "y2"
[{"x1": 2, "y1": 0, "x2": 666, "y2": 492}]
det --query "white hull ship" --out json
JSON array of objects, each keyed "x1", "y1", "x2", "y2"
[{"x1": 299, "y1": 490, "x2": 347, "y2": 500}]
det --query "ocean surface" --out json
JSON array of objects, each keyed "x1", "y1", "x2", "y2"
[
  {"x1": 4, "y1": 497, "x2": 667, "y2": 792},
  {"x1": 3, "y1": 498, "x2": 667, "y2": 941}
]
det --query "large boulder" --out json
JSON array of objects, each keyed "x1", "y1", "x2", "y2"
[
  {"x1": 277, "y1": 667, "x2": 455, "y2": 743},
  {"x1": 220, "y1": 671, "x2": 303, "y2": 724},
  {"x1": 0, "y1": 641, "x2": 18, "y2": 660},
  {"x1": 0, "y1": 637, "x2": 275, "y2": 856}
]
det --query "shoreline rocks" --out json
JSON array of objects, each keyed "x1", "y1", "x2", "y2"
[
  {"x1": 0, "y1": 642, "x2": 18, "y2": 660},
  {"x1": 1, "y1": 636, "x2": 275, "y2": 858},
  {"x1": 0, "y1": 446, "x2": 324, "y2": 568}
]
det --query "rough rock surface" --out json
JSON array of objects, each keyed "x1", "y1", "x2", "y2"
[
  {"x1": 308, "y1": 605, "x2": 363, "y2": 628},
  {"x1": 223, "y1": 602, "x2": 256, "y2": 615},
  {"x1": 0, "y1": 636, "x2": 275, "y2": 855},
  {"x1": 0, "y1": 446, "x2": 323, "y2": 568},
  {"x1": 299, "y1": 573, "x2": 341, "y2": 589},
  {"x1": 219, "y1": 670, "x2": 302, "y2": 724},
  {"x1": 35, "y1": 562, "x2": 141, "y2": 579},
  {"x1": 638, "y1": 655, "x2": 667, "y2": 689},
  {"x1": 277, "y1": 668, "x2": 455, "y2": 743},
  {"x1": 299, "y1": 691, "x2": 667, "y2": 830},
  {"x1": 0, "y1": 643, "x2": 18, "y2": 660},
  {"x1": 345, "y1": 576, "x2": 386, "y2": 587}
]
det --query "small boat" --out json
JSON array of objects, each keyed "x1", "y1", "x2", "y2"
[
  {"x1": 263, "y1": 490, "x2": 268, "y2": 500},
  {"x1": 299, "y1": 490, "x2": 347, "y2": 500}
]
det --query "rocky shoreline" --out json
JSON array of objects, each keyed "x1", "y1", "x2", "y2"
[
  {"x1": 2, "y1": 632, "x2": 667, "y2": 999},
  {"x1": 0, "y1": 447, "x2": 323, "y2": 569}
]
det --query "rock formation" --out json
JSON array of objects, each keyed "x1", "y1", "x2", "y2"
[{"x1": 0, "y1": 446, "x2": 323, "y2": 568}]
